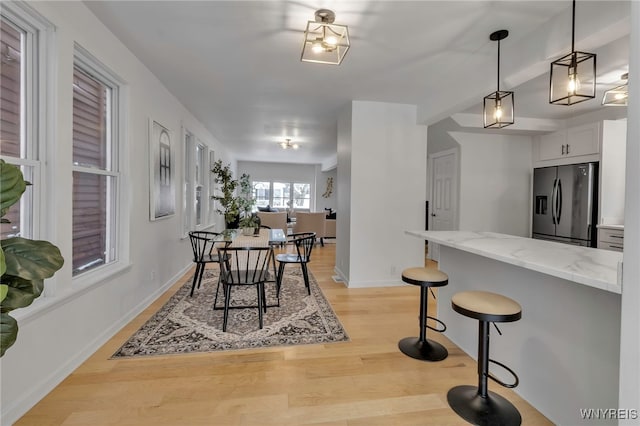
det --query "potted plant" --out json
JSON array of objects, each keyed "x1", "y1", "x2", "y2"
[
  {"x1": 236, "y1": 173, "x2": 258, "y2": 235},
  {"x1": 210, "y1": 160, "x2": 239, "y2": 229},
  {"x1": 0, "y1": 160, "x2": 64, "y2": 356}
]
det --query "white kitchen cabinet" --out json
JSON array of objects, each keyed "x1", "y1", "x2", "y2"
[
  {"x1": 598, "y1": 226, "x2": 624, "y2": 252},
  {"x1": 537, "y1": 129, "x2": 567, "y2": 161},
  {"x1": 535, "y1": 122, "x2": 600, "y2": 163},
  {"x1": 566, "y1": 122, "x2": 601, "y2": 158}
]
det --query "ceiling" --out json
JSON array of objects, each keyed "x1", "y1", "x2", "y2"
[{"x1": 85, "y1": 1, "x2": 631, "y2": 165}]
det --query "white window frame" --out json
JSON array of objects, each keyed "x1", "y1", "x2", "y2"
[
  {"x1": 252, "y1": 180, "x2": 314, "y2": 211},
  {"x1": 71, "y1": 43, "x2": 130, "y2": 286},
  {"x1": 0, "y1": 3, "x2": 53, "y2": 242},
  {"x1": 182, "y1": 130, "x2": 214, "y2": 236}
]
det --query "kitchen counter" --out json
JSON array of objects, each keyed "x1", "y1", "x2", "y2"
[
  {"x1": 406, "y1": 230, "x2": 623, "y2": 294},
  {"x1": 597, "y1": 223, "x2": 624, "y2": 230},
  {"x1": 406, "y1": 230, "x2": 621, "y2": 425}
]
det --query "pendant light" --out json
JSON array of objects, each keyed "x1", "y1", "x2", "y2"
[
  {"x1": 549, "y1": 0, "x2": 596, "y2": 105},
  {"x1": 483, "y1": 30, "x2": 514, "y2": 129},
  {"x1": 602, "y1": 73, "x2": 629, "y2": 106}
]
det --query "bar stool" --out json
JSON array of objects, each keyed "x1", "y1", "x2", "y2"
[
  {"x1": 447, "y1": 290, "x2": 522, "y2": 426},
  {"x1": 398, "y1": 267, "x2": 448, "y2": 362}
]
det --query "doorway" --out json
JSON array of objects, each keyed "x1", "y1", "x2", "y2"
[{"x1": 428, "y1": 148, "x2": 458, "y2": 260}]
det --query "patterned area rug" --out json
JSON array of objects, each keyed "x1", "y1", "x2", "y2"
[{"x1": 113, "y1": 267, "x2": 349, "y2": 357}]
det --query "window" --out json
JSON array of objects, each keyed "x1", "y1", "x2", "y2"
[
  {"x1": 182, "y1": 131, "x2": 212, "y2": 234},
  {"x1": 182, "y1": 131, "x2": 194, "y2": 236},
  {"x1": 251, "y1": 180, "x2": 312, "y2": 210},
  {"x1": 72, "y1": 47, "x2": 123, "y2": 277},
  {"x1": 252, "y1": 181, "x2": 270, "y2": 207},
  {"x1": 0, "y1": 7, "x2": 49, "y2": 241},
  {"x1": 293, "y1": 183, "x2": 311, "y2": 209},
  {"x1": 272, "y1": 182, "x2": 290, "y2": 209}
]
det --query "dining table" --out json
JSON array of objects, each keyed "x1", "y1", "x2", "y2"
[{"x1": 213, "y1": 228, "x2": 287, "y2": 308}]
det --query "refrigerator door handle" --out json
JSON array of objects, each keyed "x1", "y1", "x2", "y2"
[
  {"x1": 551, "y1": 179, "x2": 558, "y2": 225},
  {"x1": 556, "y1": 179, "x2": 562, "y2": 224}
]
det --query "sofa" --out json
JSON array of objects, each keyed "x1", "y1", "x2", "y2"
[
  {"x1": 293, "y1": 212, "x2": 326, "y2": 246},
  {"x1": 325, "y1": 218, "x2": 336, "y2": 239},
  {"x1": 256, "y1": 211, "x2": 288, "y2": 231}
]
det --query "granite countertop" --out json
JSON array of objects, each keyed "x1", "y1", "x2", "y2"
[
  {"x1": 406, "y1": 230, "x2": 623, "y2": 294},
  {"x1": 596, "y1": 224, "x2": 625, "y2": 230}
]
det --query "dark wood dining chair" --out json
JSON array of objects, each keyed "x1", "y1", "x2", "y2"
[
  {"x1": 188, "y1": 231, "x2": 229, "y2": 298},
  {"x1": 275, "y1": 232, "x2": 316, "y2": 296},
  {"x1": 216, "y1": 246, "x2": 272, "y2": 332}
]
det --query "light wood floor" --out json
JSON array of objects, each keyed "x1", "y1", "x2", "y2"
[{"x1": 16, "y1": 243, "x2": 552, "y2": 425}]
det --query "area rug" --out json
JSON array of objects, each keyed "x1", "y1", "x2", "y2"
[{"x1": 112, "y1": 267, "x2": 349, "y2": 357}]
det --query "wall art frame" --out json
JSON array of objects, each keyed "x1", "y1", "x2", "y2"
[{"x1": 149, "y1": 118, "x2": 176, "y2": 220}]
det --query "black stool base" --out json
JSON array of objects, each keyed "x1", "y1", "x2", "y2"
[
  {"x1": 398, "y1": 337, "x2": 448, "y2": 362},
  {"x1": 447, "y1": 385, "x2": 521, "y2": 426}
]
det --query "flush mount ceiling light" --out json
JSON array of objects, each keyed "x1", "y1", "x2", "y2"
[
  {"x1": 280, "y1": 139, "x2": 299, "y2": 150},
  {"x1": 549, "y1": 0, "x2": 596, "y2": 105},
  {"x1": 483, "y1": 30, "x2": 514, "y2": 129},
  {"x1": 602, "y1": 73, "x2": 629, "y2": 106},
  {"x1": 300, "y1": 9, "x2": 350, "y2": 65}
]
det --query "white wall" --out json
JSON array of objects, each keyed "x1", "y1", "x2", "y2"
[
  {"x1": 346, "y1": 101, "x2": 426, "y2": 287},
  {"x1": 452, "y1": 132, "x2": 533, "y2": 237},
  {"x1": 316, "y1": 168, "x2": 337, "y2": 213},
  {"x1": 335, "y1": 103, "x2": 352, "y2": 281},
  {"x1": 0, "y1": 3, "x2": 232, "y2": 424},
  {"x1": 619, "y1": 1, "x2": 640, "y2": 419},
  {"x1": 599, "y1": 119, "x2": 627, "y2": 225}
]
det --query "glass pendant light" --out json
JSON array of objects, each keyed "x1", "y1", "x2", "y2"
[
  {"x1": 549, "y1": 0, "x2": 596, "y2": 105},
  {"x1": 483, "y1": 30, "x2": 514, "y2": 129},
  {"x1": 602, "y1": 73, "x2": 629, "y2": 106}
]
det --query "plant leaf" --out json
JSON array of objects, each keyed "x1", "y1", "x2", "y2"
[
  {"x1": 0, "y1": 312, "x2": 18, "y2": 357},
  {"x1": 0, "y1": 284, "x2": 7, "y2": 302},
  {"x1": 1, "y1": 237, "x2": 64, "y2": 280},
  {"x1": 0, "y1": 160, "x2": 27, "y2": 218},
  {"x1": 0, "y1": 246, "x2": 5, "y2": 276},
  {"x1": 0, "y1": 276, "x2": 43, "y2": 312}
]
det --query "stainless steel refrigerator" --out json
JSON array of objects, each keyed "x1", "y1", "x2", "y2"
[{"x1": 532, "y1": 162, "x2": 598, "y2": 247}]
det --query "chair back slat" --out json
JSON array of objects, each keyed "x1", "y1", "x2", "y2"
[
  {"x1": 189, "y1": 231, "x2": 225, "y2": 262},
  {"x1": 287, "y1": 232, "x2": 315, "y2": 261},
  {"x1": 218, "y1": 246, "x2": 271, "y2": 285}
]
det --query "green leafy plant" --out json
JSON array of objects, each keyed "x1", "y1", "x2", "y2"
[
  {"x1": 0, "y1": 160, "x2": 64, "y2": 357},
  {"x1": 210, "y1": 161, "x2": 256, "y2": 230},
  {"x1": 210, "y1": 160, "x2": 239, "y2": 227},
  {"x1": 236, "y1": 173, "x2": 256, "y2": 226}
]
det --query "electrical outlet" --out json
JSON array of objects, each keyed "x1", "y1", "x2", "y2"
[
  {"x1": 390, "y1": 265, "x2": 396, "y2": 275},
  {"x1": 150, "y1": 270, "x2": 156, "y2": 281}
]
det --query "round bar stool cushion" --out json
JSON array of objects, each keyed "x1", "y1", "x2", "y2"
[
  {"x1": 401, "y1": 267, "x2": 448, "y2": 287},
  {"x1": 398, "y1": 267, "x2": 449, "y2": 361},
  {"x1": 451, "y1": 290, "x2": 521, "y2": 322},
  {"x1": 448, "y1": 290, "x2": 523, "y2": 426}
]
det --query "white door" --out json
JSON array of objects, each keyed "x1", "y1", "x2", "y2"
[{"x1": 428, "y1": 149, "x2": 458, "y2": 260}]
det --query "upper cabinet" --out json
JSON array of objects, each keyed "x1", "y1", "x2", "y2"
[{"x1": 535, "y1": 122, "x2": 600, "y2": 164}]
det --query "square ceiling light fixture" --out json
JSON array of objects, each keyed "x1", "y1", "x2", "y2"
[
  {"x1": 549, "y1": 0, "x2": 596, "y2": 105},
  {"x1": 280, "y1": 138, "x2": 299, "y2": 150},
  {"x1": 602, "y1": 73, "x2": 629, "y2": 106},
  {"x1": 483, "y1": 30, "x2": 514, "y2": 129},
  {"x1": 301, "y1": 9, "x2": 350, "y2": 65}
]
